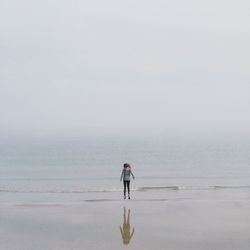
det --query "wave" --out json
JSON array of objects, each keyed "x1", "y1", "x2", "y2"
[
  {"x1": 1, "y1": 185, "x2": 250, "y2": 194},
  {"x1": 0, "y1": 188, "x2": 123, "y2": 194},
  {"x1": 138, "y1": 186, "x2": 179, "y2": 191},
  {"x1": 139, "y1": 185, "x2": 250, "y2": 191}
]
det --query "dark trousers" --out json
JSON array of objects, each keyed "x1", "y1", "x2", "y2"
[{"x1": 123, "y1": 181, "x2": 130, "y2": 195}]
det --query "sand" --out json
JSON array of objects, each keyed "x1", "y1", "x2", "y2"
[{"x1": 1, "y1": 198, "x2": 250, "y2": 250}]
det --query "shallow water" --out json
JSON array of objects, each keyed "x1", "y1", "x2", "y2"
[{"x1": 1, "y1": 200, "x2": 250, "y2": 250}]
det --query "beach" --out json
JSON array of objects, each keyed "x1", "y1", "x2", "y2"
[
  {"x1": 1, "y1": 197, "x2": 250, "y2": 250},
  {"x1": 1, "y1": 136, "x2": 250, "y2": 249}
]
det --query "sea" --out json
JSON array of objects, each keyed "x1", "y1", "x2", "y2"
[{"x1": 1, "y1": 134, "x2": 250, "y2": 204}]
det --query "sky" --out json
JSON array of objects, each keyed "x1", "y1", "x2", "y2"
[{"x1": 0, "y1": 0, "x2": 250, "y2": 138}]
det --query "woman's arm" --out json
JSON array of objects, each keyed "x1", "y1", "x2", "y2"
[
  {"x1": 131, "y1": 171, "x2": 135, "y2": 179},
  {"x1": 120, "y1": 170, "x2": 124, "y2": 181}
]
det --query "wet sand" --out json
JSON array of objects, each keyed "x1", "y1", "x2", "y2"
[{"x1": 1, "y1": 199, "x2": 250, "y2": 250}]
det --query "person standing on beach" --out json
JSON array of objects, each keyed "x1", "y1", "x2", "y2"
[{"x1": 120, "y1": 163, "x2": 135, "y2": 200}]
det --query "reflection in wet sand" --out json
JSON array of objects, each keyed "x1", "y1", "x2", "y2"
[{"x1": 120, "y1": 207, "x2": 135, "y2": 245}]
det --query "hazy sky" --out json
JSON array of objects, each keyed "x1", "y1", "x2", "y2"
[{"x1": 1, "y1": 0, "x2": 250, "y2": 137}]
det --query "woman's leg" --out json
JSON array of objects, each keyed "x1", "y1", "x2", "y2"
[
  {"x1": 123, "y1": 181, "x2": 126, "y2": 197},
  {"x1": 127, "y1": 181, "x2": 130, "y2": 198}
]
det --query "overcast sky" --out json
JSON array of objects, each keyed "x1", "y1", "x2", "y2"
[{"x1": 1, "y1": 0, "x2": 250, "y2": 137}]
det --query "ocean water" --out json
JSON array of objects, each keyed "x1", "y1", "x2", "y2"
[{"x1": 1, "y1": 135, "x2": 250, "y2": 203}]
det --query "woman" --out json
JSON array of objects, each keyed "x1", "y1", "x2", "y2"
[{"x1": 120, "y1": 163, "x2": 135, "y2": 199}]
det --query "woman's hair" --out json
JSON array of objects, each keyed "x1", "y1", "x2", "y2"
[{"x1": 123, "y1": 163, "x2": 131, "y2": 168}]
